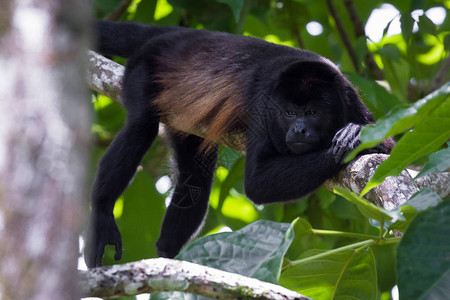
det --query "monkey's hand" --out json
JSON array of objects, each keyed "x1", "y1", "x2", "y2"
[
  {"x1": 331, "y1": 123, "x2": 363, "y2": 165},
  {"x1": 84, "y1": 210, "x2": 122, "y2": 268}
]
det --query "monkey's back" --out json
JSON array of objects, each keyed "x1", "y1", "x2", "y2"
[{"x1": 128, "y1": 27, "x2": 328, "y2": 148}]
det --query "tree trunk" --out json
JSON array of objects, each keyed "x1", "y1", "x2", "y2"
[{"x1": 0, "y1": 0, "x2": 90, "y2": 298}]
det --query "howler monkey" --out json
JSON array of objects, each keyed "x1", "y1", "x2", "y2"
[{"x1": 85, "y1": 20, "x2": 394, "y2": 267}]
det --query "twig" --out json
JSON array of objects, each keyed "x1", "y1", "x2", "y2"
[
  {"x1": 292, "y1": 27, "x2": 304, "y2": 49},
  {"x1": 104, "y1": 0, "x2": 132, "y2": 21},
  {"x1": 79, "y1": 258, "x2": 309, "y2": 299},
  {"x1": 236, "y1": 0, "x2": 252, "y2": 34},
  {"x1": 342, "y1": 0, "x2": 364, "y2": 37},
  {"x1": 343, "y1": 0, "x2": 384, "y2": 80},
  {"x1": 286, "y1": 0, "x2": 304, "y2": 49},
  {"x1": 326, "y1": 0, "x2": 361, "y2": 74},
  {"x1": 429, "y1": 55, "x2": 450, "y2": 92}
]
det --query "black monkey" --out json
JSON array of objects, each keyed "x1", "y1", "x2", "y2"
[{"x1": 85, "y1": 21, "x2": 394, "y2": 267}]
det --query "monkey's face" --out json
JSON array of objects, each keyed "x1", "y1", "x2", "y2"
[
  {"x1": 282, "y1": 104, "x2": 321, "y2": 154},
  {"x1": 273, "y1": 81, "x2": 342, "y2": 155}
]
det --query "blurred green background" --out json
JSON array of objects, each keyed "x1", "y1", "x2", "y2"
[{"x1": 88, "y1": 0, "x2": 449, "y2": 298}]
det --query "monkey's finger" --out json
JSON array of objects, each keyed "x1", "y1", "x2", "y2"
[
  {"x1": 114, "y1": 239, "x2": 123, "y2": 261},
  {"x1": 93, "y1": 242, "x2": 106, "y2": 268}
]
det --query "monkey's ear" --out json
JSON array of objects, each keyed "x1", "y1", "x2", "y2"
[{"x1": 277, "y1": 60, "x2": 340, "y2": 84}]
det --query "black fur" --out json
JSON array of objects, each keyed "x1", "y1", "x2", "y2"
[{"x1": 85, "y1": 20, "x2": 393, "y2": 267}]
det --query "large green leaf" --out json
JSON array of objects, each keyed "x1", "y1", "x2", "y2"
[
  {"x1": 401, "y1": 189, "x2": 443, "y2": 212},
  {"x1": 415, "y1": 143, "x2": 450, "y2": 178},
  {"x1": 215, "y1": 0, "x2": 244, "y2": 22},
  {"x1": 280, "y1": 248, "x2": 377, "y2": 300},
  {"x1": 388, "y1": 189, "x2": 443, "y2": 233},
  {"x1": 397, "y1": 200, "x2": 450, "y2": 299},
  {"x1": 421, "y1": 269, "x2": 450, "y2": 300},
  {"x1": 292, "y1": 217, "x2": 313, "y2": 237},
  {"x1": 362, "y1": 97, "x2": 450, "y2": 194},
  {"x1": 177, "y1": 220, "x2": 294, "y2": 284},
  {"x1": 400, "y1": 13, "x2": 414, "y2": 43},
  {"x1": 348, "y1": 73, "x2": 403, "y2": 119},
  {"x1": 217, "y1": 155, "x2": 245, "y2": 209},
  {"x1": 380, "y1": 47, "x2": 410, "y2": 100},
  {"x1": 346, "y1": 82, "x2": 450, "y2": 162},
  {"x1": 152, "y1": 221, "x2": 294, "y2": 300},
  {"x1": 334, "y1": 187, "x2": 401, "y2": 223}
]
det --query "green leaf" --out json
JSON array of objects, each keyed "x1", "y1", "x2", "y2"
[
  {"x1": 422, "y1": 269, "x2": 450, "y2": 300},
  {"x1": 400, "y1": 13, "x2": 414, "y2": 43},
  {"x1": 381, "y1": 18, "x2": 394, "y2": 41},
  {"x1": 217, "y1": 155, "x2": 245, "y2": 210},
  {"x1": 316, "y1": 187, "x2": 336, "y2": 209},
  {"x1": 346, "y1": 82, "x2": 450, "y2": 162},
  {"x1": 386, "y1": 205, "x2": 418, "y2": 233},
  {"x1": 410, "y1": 0, "x2": 425, "y2": 11},
  {"x1": 217, "y1": 146, "x2": 243, "y2": 170},
  {"x1": 154, "y1": 221, "x2": 294, "y2": 299},
  {"x1": 397, "y1": 200, "x2": 450, "y2": 299},
  {"x1": 280, "y1": 248, "x2": 378, "y2": 300},
  {"x1": 215, "y1": 0, "x2": 244, "y2": 22},
  {"x1": 388, "y1": 189, "x2": 443, "y2": 232},
  {"x1": 334, "y1": 187, "x2": 400, "y2": 223},
  {"x1": 444, "y1": 34, "x2": 450, "y2": 51},
  {"x1": 415, "y1": 143, "x2": 450, "y2": 178},
  {"x1": 177, "y1": 220, "x2": 294, "y2": 284},
  {"x1": 418, "y1": 14, "x2": 437, "y2": 35},
  {"x1": 292, "y1": 217, "x2": 313, "y2": 237},
  {"x1": 347, "y1": 73, "x2": 402, "y2": 119},
  {"x1": 362, "y1": 97, "x2": 450, "y2": 194},
  {"x1": 381, "y1": 50, "x2": 410, "y2": 99},
  {"x1": 403, "y1": 189, "x2": 443, "y2": 211}
]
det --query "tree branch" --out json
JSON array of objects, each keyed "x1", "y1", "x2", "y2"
[
  {"x1": 323, "y1": 154, "x2": 449, "y2": 209},
  {"x1": 79, "y1": 258, "x2": 309, "y2": 299},
  {"x1": 326, "y1": 0, "x2": 361, "y2": 74},
  {"x1": 343, "y1": 0, "x2": 385, "y2": 80},
  {"x1": 104, "y1": 0, "x2": 133, "y2": 21},
  {"x1": 88, "y1": 50, "x2": 124, "y2": 101},
  {"x1": 86, "y1": 50, "x2": 450, "y2": 209}
]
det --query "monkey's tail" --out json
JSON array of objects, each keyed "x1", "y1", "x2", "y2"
[{"x1": 94, "y1": 20, "x2": 179, "y2": 58}]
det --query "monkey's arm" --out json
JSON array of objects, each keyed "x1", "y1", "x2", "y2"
[
  {"x1": 244, "y1": 147, "x2": 339, "y2": 203},
  {"x1": 244, "y1": 123, "x2": 368, "y2": 203}
]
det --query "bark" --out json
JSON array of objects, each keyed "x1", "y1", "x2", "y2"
[
  {"x1": 79, "y1": 258, "x2": 309, "y2": 299},
  {"x1": 323, "y1": 154, "x2": 449, "y2": 209},
  {"x1": 0, "y1": 0, "x2": 90, "y2": 299}
]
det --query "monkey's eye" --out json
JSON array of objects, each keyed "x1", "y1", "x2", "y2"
[
  {"x1": 285, "y1": 110, "x2": 297, "y2": 117},
  {"x1": 305, "y1": 110, "x2": 317, "y2": 116}
]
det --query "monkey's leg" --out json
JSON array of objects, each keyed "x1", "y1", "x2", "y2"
[
  {"x1": 156, "y1": 134, "x2": 218, "y2": 258},
  {"x1": 86, "y1": 63, "x2": 160, "y2": 267}
]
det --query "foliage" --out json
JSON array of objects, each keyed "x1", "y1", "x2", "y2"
[
  {"x1": 152, "y1": 220, "x2": 294, "y2": 299},
  {"x1": 346, "y1": 83, "x2": 450, "y2": 195},
  {"x1": 91, "y1": 0, "x2": 450, "y2": 299}
]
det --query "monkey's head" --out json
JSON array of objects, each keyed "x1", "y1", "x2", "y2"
[{"x1": 271, "y1": 61, "x2": 348, "y2": 155}]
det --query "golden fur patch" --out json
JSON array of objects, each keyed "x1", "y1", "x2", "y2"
[{"x1": 154, "y1": 54, "x2": 248, "y2": 150}]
